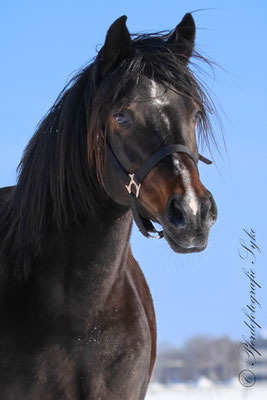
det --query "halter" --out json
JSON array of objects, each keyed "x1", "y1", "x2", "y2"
[{"x1": 105, "y1": 139, "x2": 212, "y2": 238}]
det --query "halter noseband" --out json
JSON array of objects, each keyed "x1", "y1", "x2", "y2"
[{"x1": 105, "y1": 139, "x2": 212, "y2": 238}]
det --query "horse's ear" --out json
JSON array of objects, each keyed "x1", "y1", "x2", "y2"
[
  {"x1": 100, "y1": 15, "x2": 132, "y2": 79},
  {"x1": 168, "y1": 13, "x2": 196, "y2": 61}
]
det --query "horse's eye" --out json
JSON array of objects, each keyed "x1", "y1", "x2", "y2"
[{"x1": 114, "y1": 113, "x2": 127, "y2": 125}]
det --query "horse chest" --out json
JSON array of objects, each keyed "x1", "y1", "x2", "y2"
[
  {"x1": 0, "y1": 325, "x2": 151, "y2": 399},
  {"x1": 71, "y1": 334, "x2": 151, "y2": 399},
  {"x1": 28, "y1": 326, "x2": 151, "y2": 399}
]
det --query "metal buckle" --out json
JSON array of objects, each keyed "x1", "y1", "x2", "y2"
[{"x1": 125, "y1": 174, "x2": 141, "y2": 198}]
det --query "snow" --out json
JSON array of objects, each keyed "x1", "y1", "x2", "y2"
[{"x1": 145, "y1": 380, "x2": 267, "y2": 399}]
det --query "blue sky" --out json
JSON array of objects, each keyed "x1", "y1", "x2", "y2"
[{"x1": 1, "y1": 1, "x2": 266, "y2": 347}]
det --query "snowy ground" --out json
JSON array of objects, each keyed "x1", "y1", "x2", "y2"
[{"x1": 145, "y1": 379, "x2": 267, "y2": 400}]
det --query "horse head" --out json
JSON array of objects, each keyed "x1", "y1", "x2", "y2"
[{"x1": 91, "y1": 14, "x2": 217, "y2": 253}]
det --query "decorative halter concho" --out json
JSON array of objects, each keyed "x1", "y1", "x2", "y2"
[{"x1": 104, "y1": 133, "x2": 212, "y2": 239}]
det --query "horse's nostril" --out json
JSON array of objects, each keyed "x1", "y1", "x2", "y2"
[
  {"x1": 201, "y1": 194, "x2": 217, "y2": 222},
  {"x1": 209, "y1": 194, "x2": 217, "y2": 220},
  {"x1": 168, "y1": 199, "x2": 186, "y2": 227},
  {"x1": 200, "y1": 197, "x2": 210, "y2": 220}
]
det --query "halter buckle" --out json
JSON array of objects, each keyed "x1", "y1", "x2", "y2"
[{"x1": 125, "y1": 174, "x2": 141, "y2": 198}]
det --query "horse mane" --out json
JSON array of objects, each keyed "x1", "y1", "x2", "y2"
[{"x1": 0, "y1": 29, "x2": 217, "y2": 280}]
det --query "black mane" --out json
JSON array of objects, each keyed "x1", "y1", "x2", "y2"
[{"x1": 0, "y1": 30, "x2": 216, "y2": 280}]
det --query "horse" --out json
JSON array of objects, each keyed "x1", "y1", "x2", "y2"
[{"x1": 0, "y1": 13, "x2": 218, "y2": 399}]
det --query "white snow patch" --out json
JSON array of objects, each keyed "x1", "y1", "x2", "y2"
[{"x1": 145, "y1": 381, "x2": 267, "y2": 400}]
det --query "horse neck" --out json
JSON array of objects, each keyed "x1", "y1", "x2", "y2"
[{"x1": 33, "y1": 202, "x2": 133, "y2": 325}]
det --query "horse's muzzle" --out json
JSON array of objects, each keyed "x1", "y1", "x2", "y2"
[{"x1": 159, "y1": 191, "x2": 217, "y2": 253}]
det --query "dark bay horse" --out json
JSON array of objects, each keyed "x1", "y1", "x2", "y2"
[{"x1": 0, "y1": 13, "x2": 217, "y2": 399}]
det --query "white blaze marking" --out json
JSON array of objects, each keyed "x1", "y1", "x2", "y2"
[
  {"x1": 173, "y1": 157, "x2": 198, "y2": 216},
  {"x1": 161, "y1": 112, "x2": 171, "y2": 130},
  {"x1": 173, "y1": 158, "x2": 180, "y2": 174},
  {"x1": 150, "y1": 80, "x2": 170, "y2": 130},
  {"x1": 181, "y1": 166, "x2": 198, "y2": 216},
  {"x1": 150, "y1": 80, "x2": 169, "y2": 106},
  {"x1": 150, "y1": 80, "x2": 157, "y2": 99}
]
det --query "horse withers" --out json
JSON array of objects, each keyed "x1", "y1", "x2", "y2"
[{"x1": 0, "y1": 13, "x2": 217, "y2": 399}]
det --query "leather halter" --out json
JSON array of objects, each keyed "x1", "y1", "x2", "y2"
[{"x1": 104, "y1": 138, "x2": 212, "y2": 239}]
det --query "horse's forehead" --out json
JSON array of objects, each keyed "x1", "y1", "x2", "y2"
[
  {"x1": 129, "y1": 78, "x2": 192, "y2": 112},
  {"x1": 125, "y1": 82, "x2": 169, "y2": 127},
  {"x1": 127, "y1": 79, "x2": 192, "y2": 127},
  {"x1": 131, "y1": 78, "x2": 171, "y2": 104}
]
